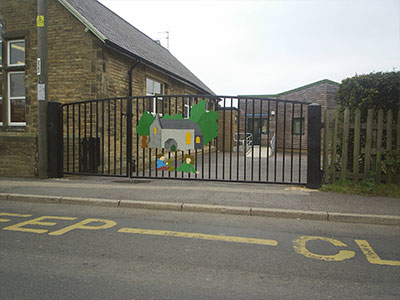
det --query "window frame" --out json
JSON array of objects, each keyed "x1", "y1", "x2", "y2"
[
  {"x1": 261, "y1": 118, "x2": 269, "y2": 134},
  {"x1": 0, "y1": 23, "x2": 3, "y2": 68},
  {"x1": 0, "y1": 40, "x2": 2, "y2": 68},
  {"x1": 184, "y1": 95, "x2": 192, "y2": 119},
  {"x1": 0, "y1": 72, "x2": 2, "y2": 126},
  {"x1": 8, "y1": 71, "x2": 26, "y2": 126},
  {"x1": 7, "y1": 39, "x2": 25, "y2": 67},
  {"x1": 146, "y1": 77, "x2": 165, "y2": 115},
  {"x1": 1, "y1": 36, "x2": 26, "y2": 128},
  {"x1": 0, "y1": 24, "x2": 2, "y2": 125},
  {"x1": 292, "y1": 117, "x2": 305, "y2": 136}
]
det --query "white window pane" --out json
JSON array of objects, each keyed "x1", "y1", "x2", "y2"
[
  {"x1": 146, "y1": 78, "x2": 153, "y2": 94},
  {"x1": 293, "y1": 118, "x2": 305, "y2": 135},
  {"x1": 10, "y1": 73, "x2": 25, "y2": 97},
  {"x1": 154, "y1": 81, "x2": 161, "y2": 94},
  {"x1": 11, "y1": 98, "x2": 26, "y2": 123},
  {"x1": 0, "y1": 73, "x2": 2, "y2": 122},
  {"x1": 0, "y1": 24, "x2": 2, "y2": 65},
  {"x1": 262, "y1": 119, "x2": 268, "y2": 134},
  {"x1": 0, "y1": 97, "x2": 2, "y2": 123},
  {"x1": 9, "y1": 40, "x2": 25, "y2": 65}
]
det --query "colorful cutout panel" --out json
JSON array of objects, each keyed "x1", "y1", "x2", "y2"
[{"x1": 136, "y1": 100, "x2": 218, "y2": 151}]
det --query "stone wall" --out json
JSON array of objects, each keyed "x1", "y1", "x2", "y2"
[
  {"x1": 0, "y1": 0, "x2": 210, "y2": 177},
  {"x1": 217, "y1": 109, "x2": 238, "y2": 152},
  {"x1": 0, "y1": 133, "x2": 37, "y2": 177}
]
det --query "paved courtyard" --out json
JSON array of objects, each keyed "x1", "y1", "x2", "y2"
[{"x1": 135, "y1": 146, "x2": 308, "y2": 184}]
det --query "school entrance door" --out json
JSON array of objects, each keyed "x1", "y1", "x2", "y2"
[{"x1": 246, "y1": 116, "x2": 269, "y2": 145}]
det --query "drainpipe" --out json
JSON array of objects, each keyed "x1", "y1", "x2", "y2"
[
  {"x1": 126, "y1": 60, "x2": 140, "y2": 177},
  {"x1": 128, "y1": 60, "x2": 141, "y2": 97}
]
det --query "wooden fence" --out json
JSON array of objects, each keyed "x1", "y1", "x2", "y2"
[{"x1": 323, "y1": 108, "x2": 400, "y2": 184}]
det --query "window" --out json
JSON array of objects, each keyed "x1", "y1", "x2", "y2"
[
  {"x1": 146, "y1": 78, "x2": 164, "y2": 114},
  {"x1": 0, "y1": 25, "x2": 2, "y2": 125},
  {"x1": 8, "y1": 40, "x2": 25, "y2": 66},
  {"x1": 0, "y1": 35, "x2": 26, "y2": 127},
  {"x1": 186, "y1": 132, "x2": 191, "y2": 144},
  {"x1": 0, "y1": 24, "x2": 2, "y2": 67},
  {"x1": 261, "y1": 119, "x2": 268, "y2": 134},
  {"x1": 8, "y1": 72, "x2": 26, "y2": 125},
  {"x1": 184, "y1": 96, "x2": 193, "y2": 119},
  {"x1": 0, "y1": 73, "x2": 2, "y2": 125},
  {"x1": 293, "y1": 118, "x2": 305, "y2": 135}
]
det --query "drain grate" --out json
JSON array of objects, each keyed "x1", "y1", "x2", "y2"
[{"x1": 112, "y1": 179, "x2": 152, "y2": 184}]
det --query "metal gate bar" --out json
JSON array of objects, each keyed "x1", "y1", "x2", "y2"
[
  {"x1": 62, "y1": 95, "x2": 313, "y2": 185},
  {"x1": 63, "y1": 97, "x2": 128, "y2": 177},
  {"x1": 129, "y1": 95, "x2": 309, "y2": 184}
]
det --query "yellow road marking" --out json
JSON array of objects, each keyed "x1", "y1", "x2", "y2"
[
  {"x1": 49, "y1": 218, "x2": 117, "y2": 236},
  {"x1": 2, "y1": 212, "x2": 398, "y2": 268},
  {"x1": 0, "y1": 212, "x2": 32, "y2": 223},
  {"x1": 3, "y1": 216, "x2": 77, "y2": 234},
  {"x1": 293, "y1": 235, "x2": 355, "y2": 261},
  {"x1": 355, "y1": 239, "x2": 400, "y2": 266},
  {"x1": 118, "y1": 227, "x2": 278, "y2": 246}
]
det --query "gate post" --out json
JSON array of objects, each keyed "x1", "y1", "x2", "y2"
[
  {"x1": 126, "y1": 97, "x2": 133, "y2": 177},
  {"x1": 307, "y1": 103, "x2": 322, "y2": 189},
  {"x1": 47, "y1": 101, "x2": 63, "y2": 178}
]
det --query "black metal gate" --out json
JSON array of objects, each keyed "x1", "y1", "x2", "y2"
[{"x1": 61, "y1": 95, "x2": 321, "y2": 186}]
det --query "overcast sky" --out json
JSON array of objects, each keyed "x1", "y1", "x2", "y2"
[{"x1": 98, "y1": 0, "x2": 400, "y2": 96}]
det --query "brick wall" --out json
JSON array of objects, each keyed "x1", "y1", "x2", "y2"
[
  {"x1": 273, "y1": 81, "x2": 339, "y2": 151},
  {"x1": 239, "y1": 81, "x2": 339, "y2": 151}
]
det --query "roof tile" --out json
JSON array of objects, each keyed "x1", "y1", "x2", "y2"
[{"x1": 62, "y1": 0, "x2": 214, "y2": 94}]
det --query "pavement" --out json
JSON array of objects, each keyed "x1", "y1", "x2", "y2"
[{"x1": 0, "y1": 176, "x2": 399, "y2": 226}]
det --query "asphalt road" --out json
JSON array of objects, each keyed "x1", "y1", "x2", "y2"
[{"x1": 1, "y1": 200, "x2": 399, "y2": 300}]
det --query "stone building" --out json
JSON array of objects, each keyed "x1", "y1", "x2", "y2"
[
  {"x1": 0, "y1": 0, "x2": 214, "y2": 177},
  {"x1": 217, "y1": 107, "x2": 239, "y2": 152},
  {"x1": 239, "y1": 79, "x2": 339, "y2": 151}
]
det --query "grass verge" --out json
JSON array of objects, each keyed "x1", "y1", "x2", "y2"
[{"x1": 320, "y1": 179, "x2": 400, "y2": 198}]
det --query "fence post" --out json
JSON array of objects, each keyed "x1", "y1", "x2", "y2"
[
  {"x1": 376, "y1": 109, "x2": 384, "y2": 183},
  {"x1": 397, "y1": 111, "x2": 400, "y2": 185},
  {"x1": 47, "y1": 101, "x2": 63, "y2": 178},
  {"x1": 323, "y1": 109, "x2": 329, "y2": 184},
  {"x1": 330, "y1": 112, "x2": 338, "y2": 183},
  {"x1": 307, "y1": 103, "x2": 322, "y2": 189},
  {"x1": 353, "y1": 109, "x2": 361, "y2": 180},
  {"x1": 341, "y1": 109, "x2": 350, "y2": 180},
  {"x1": 386, "y1": 110, "x2": 393, "y2": 184},
  {"x1": 364, "y1": 109, "x2": 373, "y2": 178}
]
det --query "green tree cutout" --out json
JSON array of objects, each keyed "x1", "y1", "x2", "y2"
[
  {"x1": 189, "y1": 100, "x2": 207, "y2": 122},
  {"x1": 136, "y1": 100, "x2": 218, "y2": 148},
  {"x1": 190, "y1": 100, "x2": 219, "y2": 145},
  {"x1": 162, "y1": 114, "x2": 183, "y2": 120},
  {"x1": 136, "y1": 111, "x2": 155, "y2": 148}
]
